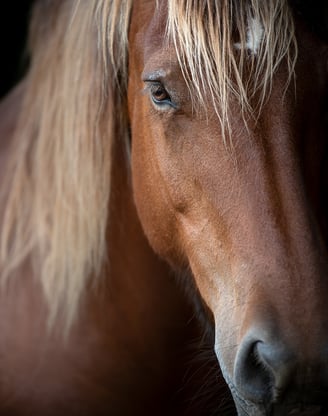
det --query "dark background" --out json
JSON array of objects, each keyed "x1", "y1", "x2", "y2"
[
  {"x1": 0, "y1": 1, "x2": 327, "y2": 100},
  {"x1": 0, "y1": 1, "x2": 34, "y2": 98}
]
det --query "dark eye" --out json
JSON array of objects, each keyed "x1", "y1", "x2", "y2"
[
  {"x1": 148, "y1": 82, "x2": 176, "y2": 108},
  {"x1": 150, "y1": 83, "x2": 170, "y2": 103}
]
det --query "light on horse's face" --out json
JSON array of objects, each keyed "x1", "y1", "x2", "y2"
[{"x1": 128, "y1": 3, "x2": 328, "y2": 414}]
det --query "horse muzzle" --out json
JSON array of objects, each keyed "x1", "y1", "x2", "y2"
[{"x1": 229, "y1": 329, "x2": 328, "y2": 416}]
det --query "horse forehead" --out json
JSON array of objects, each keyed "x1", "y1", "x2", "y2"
[
  {"x1": 129, "y1": 1, "x2": 174, "y2": 75},
  {"x1": 143, "y1": 3, "x2": 168, "y2": 54},
  {"x1": 138, "y1": 4, "x2": 266, "y2": 55},
  {"x1": 131, "y1": 0, "x2": 166, "y2": 47}
]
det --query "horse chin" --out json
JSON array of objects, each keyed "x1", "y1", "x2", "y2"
[
  {"x1": 221, "y1": 363, "x2": 328, "y2": 416},
  {"x1": 232, "y1": 391, "x2": 328, "y2": 416},
  {"x1": 233, "y1": 400, "x2": 265, "y2": 416},
  {"x1": 233, "y1": 398, "x2": 328, "y2": 416}
]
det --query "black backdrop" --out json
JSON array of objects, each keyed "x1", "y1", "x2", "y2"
[{"x1": 0, "y1": 2, "x2": 33, "y2": 98}]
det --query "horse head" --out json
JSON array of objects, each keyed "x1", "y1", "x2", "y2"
[{"x1": 128, "y1": 1, "x2": 328, "y2": 414}]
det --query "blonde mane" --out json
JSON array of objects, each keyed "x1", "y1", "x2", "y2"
[
  {"x1": 167, "y1": 0, "x2": 297, "y2": 138},
  {"x1": 0, "y1": 0, "x2": 297, "y2": 328}
]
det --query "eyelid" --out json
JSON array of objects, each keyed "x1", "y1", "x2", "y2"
[
  {"x1": 141, "y1": 69, "x2": 166, "y2": 83},
  {"x1": 143, "y1": 80, "x2": 162, "y2": 88}
]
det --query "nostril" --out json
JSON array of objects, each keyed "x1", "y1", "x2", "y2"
[
  {"x1": 234, "y1": 337, "x2": 296, "y2": 404},
  {"x1": 234, "y1": 340, "x2": 274, "y2": 403},
  {"x1": 232, "y1": 331, "x2": 328, "y2": 411},
  {"x1": 256, "y1": 341, "x2": 295, "y2": 393}
]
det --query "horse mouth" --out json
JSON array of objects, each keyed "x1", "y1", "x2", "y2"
[
  {"x1": 272, "y1": 404, "x2": 327, "y2": 416},
  {"x1": 234, "y1": 400, "x2": 327, "y2": 416},
  {"x1": 230, "y1": 384, "x2": 328, "y2": 416}
]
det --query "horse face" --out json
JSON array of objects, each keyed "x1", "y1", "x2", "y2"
[{"x1": 128, "y1": 2, "x2": 328, "y2": 414}]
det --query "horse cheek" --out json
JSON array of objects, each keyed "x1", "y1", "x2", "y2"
[{"x1": 131, "y1": 139, "x2": 179, "y2": 266}]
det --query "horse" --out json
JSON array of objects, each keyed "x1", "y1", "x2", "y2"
[{"x1": 0, "y1": 0, "x2": 327, "y2": 415}]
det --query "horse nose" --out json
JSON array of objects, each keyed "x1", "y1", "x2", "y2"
[{"x1": 234, "y1": 332, "x2": 296, "y2": 403}]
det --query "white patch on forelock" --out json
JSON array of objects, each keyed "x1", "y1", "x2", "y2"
[{"x1": 234, "y1": 17, "x2": 264, "y2": 55}]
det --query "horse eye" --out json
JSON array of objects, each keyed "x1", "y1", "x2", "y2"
[{"x1": 150, "y1": 83, "x2": 172, "y2": 105}]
